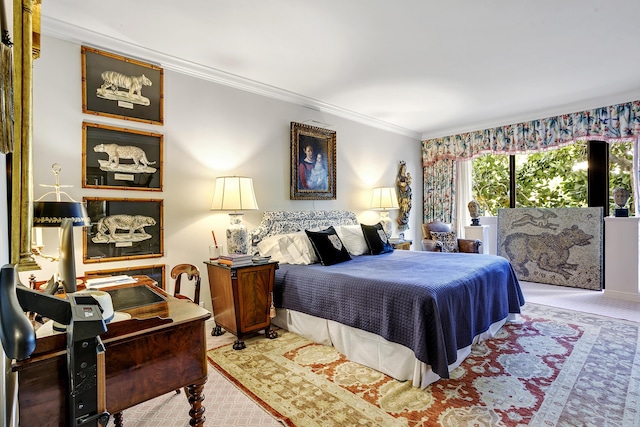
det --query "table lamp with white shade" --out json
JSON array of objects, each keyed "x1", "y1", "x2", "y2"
[
  {"x1": 370, "y1": 186, "x2": 399, "y2": 238},
  {"x1": 210, "y1": 176, "x2": 259, "y2": 254}
]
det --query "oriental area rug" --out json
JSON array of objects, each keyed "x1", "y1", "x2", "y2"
[{"x1": 207, "y1": 303, "x2": 640, "y2": 427}]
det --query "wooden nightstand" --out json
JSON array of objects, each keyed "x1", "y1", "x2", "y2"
[
  {"x1": 390, "y1": 239, "x2": 412, "y2": 250},
  {"x1": 204, "y1": 261, "x2": 278, "y2": 350}
]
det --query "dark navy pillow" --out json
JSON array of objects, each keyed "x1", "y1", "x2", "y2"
[
  {"x1": 361, "y1": 223, "x2": 394, "y2": 255},
  {"x1": 304, "y1": 226, "x2": 352, "y2": 266}
]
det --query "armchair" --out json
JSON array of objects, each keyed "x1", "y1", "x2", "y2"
[{"x1": 421, "y1": 221, "x2": 482, "y2": 253}]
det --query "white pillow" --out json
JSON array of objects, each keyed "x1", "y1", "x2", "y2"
[
  {"x1": 335, "y1": 224, "x2": 369, "y2": 256},
  {"x1": 257, "y1": 232, "x2": 318, "y2": 264}
]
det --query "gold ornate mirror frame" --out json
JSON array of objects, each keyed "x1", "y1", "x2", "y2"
[{"x1": 10, "y1": 0, "x2": 41, "y2": 270}]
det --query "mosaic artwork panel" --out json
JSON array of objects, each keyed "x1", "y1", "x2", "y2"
[{"x1": 497, "y1": 207, "x2": 603, "y2": 290}]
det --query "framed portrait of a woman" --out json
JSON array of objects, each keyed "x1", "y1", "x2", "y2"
[{"x1": 290, "y1": 122, "x2": 336, "y2": 200}]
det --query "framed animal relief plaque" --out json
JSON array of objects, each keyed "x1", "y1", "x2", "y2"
[
  {"x1": 82, "y1": 46, "x2": 164, "y2": 125},
  {"x1": 85, "y1": 264, "x2": 166, "y2": 290},
  {"x1": 82, "y1": 122, "x2": 163, "y2": 191},
  {"x1": 83, "y1": 197, "x2": 164, "y2": 264}
]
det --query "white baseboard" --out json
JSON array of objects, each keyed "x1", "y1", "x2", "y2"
[{"x1": 603, "y1": 289, "x2": 640, "y2": 302}]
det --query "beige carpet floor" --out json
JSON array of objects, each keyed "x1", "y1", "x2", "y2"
[{"x1": 109, "y1": 281, "x2": 640, "y2": 426}]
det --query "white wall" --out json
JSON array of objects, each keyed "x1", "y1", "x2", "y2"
[{"x1": 27, "y1": 36, "x2": 422, "y2": 310}]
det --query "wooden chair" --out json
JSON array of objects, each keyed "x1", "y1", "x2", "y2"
[
  {"x1": 171, "y1": 263, "x2": 201, "y2": 305},
  {"x1": 421, "y1": 221, "x2": 482, "y2": 253},
  {"x1": 170, "y1": 263, "x2": 202, "y2": 395}
]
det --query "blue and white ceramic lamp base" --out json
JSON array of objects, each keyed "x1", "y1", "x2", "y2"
[{"x1": 226, "y1": 213, "x2": 249, "y2": 254}]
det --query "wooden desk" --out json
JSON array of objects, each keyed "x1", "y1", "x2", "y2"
[{"x1": 13, "y1": 276, "x2": 211, "y2": 426}]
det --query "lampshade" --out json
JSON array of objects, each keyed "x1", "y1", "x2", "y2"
[
  {"x1": 33, "y1": 201, "x2": 90, "y2": 228},
  {"x1": 370, "y1": 187, "x2": 399, "y2": 211},
  {"x1": 210, "y1": 176, "x2": 258, "y2": 254},
  {"x1": 210, "y1": 176, "x2": 259, "y2": 212}
]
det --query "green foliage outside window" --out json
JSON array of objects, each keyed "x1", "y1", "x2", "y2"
[
  {"x1": 514, "y1": 143, "x2": 588, "y2": 210},
  {"x1": 472, "y1": 141, "x2": 634, "y2": 216},
  {"x1": 471, "y1": 154, "x2": 510, "y2": 215}
]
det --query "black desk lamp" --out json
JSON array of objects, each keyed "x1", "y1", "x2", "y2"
[{"x1": 32, "y1": 164, "x2": 89, "y2": 294}]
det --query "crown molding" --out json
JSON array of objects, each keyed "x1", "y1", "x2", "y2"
[{"x1": 41, "y1": 16, "x2": 420, "y2": 140}]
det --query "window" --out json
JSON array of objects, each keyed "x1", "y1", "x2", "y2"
[
  {"x1": 514, "y1": 143, "x2": 588, "y2": 210},
  {"x1": 471, "y1": 153, "x2": 509, "y2": 216},
  {"x1": 609, "y1": 141, "x2": 635, "y2": 216},
  {"x1": 472, "y1": 141, "x2": 634, "y2": 216}
]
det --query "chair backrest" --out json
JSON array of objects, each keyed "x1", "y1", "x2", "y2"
[
  {"x1": 423, "y1": 221, "x2": 452, "y2": 238},
  {"x1": 170, "y1": 264, "x2": 201, "y2": 305}
]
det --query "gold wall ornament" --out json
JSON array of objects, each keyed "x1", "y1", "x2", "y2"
[{"x1": 395, "y1": 160, "x2": 412, "y2": 232}]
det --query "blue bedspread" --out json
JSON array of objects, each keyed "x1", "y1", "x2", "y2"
[{"x1": 273, "y1": 250, "x2": 525, "y2": 379}]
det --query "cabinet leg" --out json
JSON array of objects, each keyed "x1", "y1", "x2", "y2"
[
  {"x1": 232, "y1": 339, "x2": 246, "y2": 350},
  {"x1": 265, "y1": 328, "x2": 278, "y2": 339},
  {"x1": 186, "y1": 376, "x2": 207, "y2": 427},
  {"x1": 211, "y1": 325, "x2": 225, "y2": 336},
  {"x1": 113, "y1": 412, "x2": 123, "y2": 427}
]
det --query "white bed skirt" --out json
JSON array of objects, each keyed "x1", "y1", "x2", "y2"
[{"x1": 272, "y1": 308, "x2": 520, "y2": 389}]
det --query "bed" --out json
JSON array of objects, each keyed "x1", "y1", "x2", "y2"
[{"x1": 250, "y1": 210, "x2": 525, "y2": 388}]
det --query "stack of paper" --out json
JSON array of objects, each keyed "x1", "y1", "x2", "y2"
[{"x1": 85, "y1": 275, "x2": 138, "y2": 289}]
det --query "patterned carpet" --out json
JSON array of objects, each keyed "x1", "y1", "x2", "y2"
[{"x1": 207, "y1": 303, "x2": 640, "y2": 427}]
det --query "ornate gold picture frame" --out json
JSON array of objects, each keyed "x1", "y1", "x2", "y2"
[{"x1": 290, "y1": 122, "x2": 336, "y2": 200}]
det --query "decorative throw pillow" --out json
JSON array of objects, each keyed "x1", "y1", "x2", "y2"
[
  {"x1": 305, "y1": 226, "x2": 352, "y2": 266},
  {"x1": 430, "y1": 231, "x2": 459, "y2": 253},
  {"x1": 361, "y1": 223, "x2": 394, "y2": 255},
  {"x1": 257, "y1": 232, "x2": 318, "y2": 264},
  {"x1": 334, "y1": 224, "x2": 369, "y2": 256}
]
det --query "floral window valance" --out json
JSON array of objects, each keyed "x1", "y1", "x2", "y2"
[{"x1": 422, "y1": 100, "x2": 640, "y2": 166}]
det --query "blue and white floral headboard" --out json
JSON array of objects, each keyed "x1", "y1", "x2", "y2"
[{"x1": 250, "y1": 210, "x2": 358, "y2": 250}]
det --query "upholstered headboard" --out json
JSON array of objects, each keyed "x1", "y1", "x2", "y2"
[{"x1": 249, "y1": 210, "x2": 359, "y2": 250}]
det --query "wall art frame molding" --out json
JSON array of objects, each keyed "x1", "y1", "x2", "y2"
[
  {"x1": 83, "y1": 197, "x2": 164, "y2": 264},
  {"x1": 82, "y1": 46, "x2": 164, "y2": 125},
  {"x1": 82, "y1": 122, "x2": 163, "y2": 191},
  {"x1": 290, "y1": 121, "x2": 336, "y2": 200},
  {"x1": 84, "y1": 264, "x2": 166, "y2": 290}
]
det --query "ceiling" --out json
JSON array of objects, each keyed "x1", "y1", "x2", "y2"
[{"x1": 40, "y1": 1, "x2": 640, "y2": 140}]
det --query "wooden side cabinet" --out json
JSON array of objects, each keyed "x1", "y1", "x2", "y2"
[
  {"x1": 204, "y1": 261, "x2": 278, "y2": 350},
  {"x1": 390, "y1": 239, "x2": 412, "y2": 250}
]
